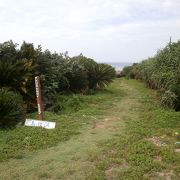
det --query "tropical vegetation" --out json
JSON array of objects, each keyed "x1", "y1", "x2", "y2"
[
  {"x1": 122, "y1": 40, "x2": 180, "y2": 111},
  {"x1": 0, "y1": 40, "x2": 116, "y2": 127},
  {"x1": 0, "y1": 79, "x2": 179, "y2": 179}
]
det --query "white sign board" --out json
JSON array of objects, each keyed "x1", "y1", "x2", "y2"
[{"x1": 25, "y1": 119, "x2": 56, "y2": 129}]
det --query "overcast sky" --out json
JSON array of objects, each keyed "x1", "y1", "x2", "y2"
[{"x1": 0, "y1": 0, "x2": 180, "y2": 62}]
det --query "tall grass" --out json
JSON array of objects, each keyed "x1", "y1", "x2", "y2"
[{"x1": 123, "y1": 40, "x2": 180, "y2": 110}]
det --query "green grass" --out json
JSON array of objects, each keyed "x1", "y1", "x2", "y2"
[
  {"x1": 0, "y1": 79, "x2": 179, "y2": 179},
  {"x1": 87, "y1": 79, "x2": 180, "y2": 179},
  {"x1": 0, "y1": 80, "x2": 125, "y2": 162}
]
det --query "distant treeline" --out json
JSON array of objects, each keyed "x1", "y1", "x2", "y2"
[
  {"x1": 123, "y1": 40, "x2": 180, "y2": 111},
  {"x1": 0, "y1": 40, "x2": 115, "y2": 127}
]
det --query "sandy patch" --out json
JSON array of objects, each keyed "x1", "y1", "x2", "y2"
[
  {"x1": 92, "y1": 116, "x2": 120, "y2": 129},
  {"x1": 146, "y1": 136, "x2": 167, "y2": 147},
  {"x1": 105, "y1": 162, "x2": 129, "y2": 180},
  {"x1": 154, "y1": 156, "x2": 162, "y2": 162},
  {"x1": 145, "y1": 170, "x2": 175, "y2": 180},
  {"x1": 175, "y1": 149, "x2": 180, "y2": 153}
]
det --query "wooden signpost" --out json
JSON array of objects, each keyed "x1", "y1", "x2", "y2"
[
  {"x1": 25, "y1": 76, "x2": 56, "y2": 129},
  {"x1": 35, "y1": 76, "x2": 43, "y2": 120}
]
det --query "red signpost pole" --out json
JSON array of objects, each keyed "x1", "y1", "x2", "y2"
[{"x1": 35, "y1": 76, "x2": 43, "y2": 120}]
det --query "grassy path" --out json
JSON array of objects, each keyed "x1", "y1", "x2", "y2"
[{"x1": 0, "y1": 79, "x2": 179, "y2": 179}]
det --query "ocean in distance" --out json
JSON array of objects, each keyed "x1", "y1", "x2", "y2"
[{"x1": 107, "y1": 62, "x2": 133, "y2": 71}]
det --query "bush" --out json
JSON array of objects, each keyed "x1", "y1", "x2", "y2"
[
  {"x1": 51, "y1": 94, "x2": 83, "y2": 113},
  {"x1": 160, "y1": 90, "x2": 177, "y2": 109},
  {"x1": 122, "y1": 66, "x2": 134, "y2": 78},
  {"x1": 0, "y1": 88, "x2": 24, "y2": 128},
  {"x1": 95, "y1": 63, "x2": 116, "y2": 89},
  {"x1": 123, "y1": 40, "x2": 180, "y2": 110},
  {"x1": 64, "y1": 59, "x2": 89, "y2": 92},
  {"x1": 77, "y1": 57, "x2": 116, "y2": 89},
  {"x1": 0, "y1": 41, "x2": 116, "y2": 112}
]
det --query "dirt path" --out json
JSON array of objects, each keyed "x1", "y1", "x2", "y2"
[{"x1": 0, "y1": 79, "x2": 140, "y2": 179}]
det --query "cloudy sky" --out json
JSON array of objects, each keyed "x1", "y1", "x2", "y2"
[{"x1": 0, "y1": 0, "x2": 180, "y2": 62}]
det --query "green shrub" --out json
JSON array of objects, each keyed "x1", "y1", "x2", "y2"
[
  {"x1": 122, "y1": 65, "x2": 134, "y2": 79},
  {"x1": 64, "y1": 59, "x2": 89, "y2": 92},
  {"x1": 51, "y1": 94, "x2": 83, "y2": 113},
  {"x1": 160, "y1": 90, "x2": 177, "y2": 109},
  {"x1": 71, "y1": 55, "x2": 116, "y2": 90},
  {"x1": 95, "y1": 63, "x2": 116, "y2": 89},
  {"x1": 1, "y1": 41, "x2": 116, "y2": 112},
  {"x1": 79, "y1": 59, "x2": 116, "y2": 89},
  {"x1": 0, "y1": 88, "x2": 24, "y2": 128},
  {"x1": 123, "y1": 40, "x2": 180, "y2": 110}
]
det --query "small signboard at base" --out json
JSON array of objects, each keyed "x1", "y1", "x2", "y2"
[{"x1": 25, "y1": 119, "x2": 56, "y2": 129}]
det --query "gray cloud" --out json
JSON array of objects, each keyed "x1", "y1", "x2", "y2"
[{"x1": 0, "y1": 0, "x2": 180, "y2": 62}]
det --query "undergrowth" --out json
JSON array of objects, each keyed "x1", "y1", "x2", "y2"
[
  {"x1": 0, "y1": 81, "x2": 124, "y2": 162},
  {"x1": 87, "y1": 79, "x2": 180, "y2": 180}
]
